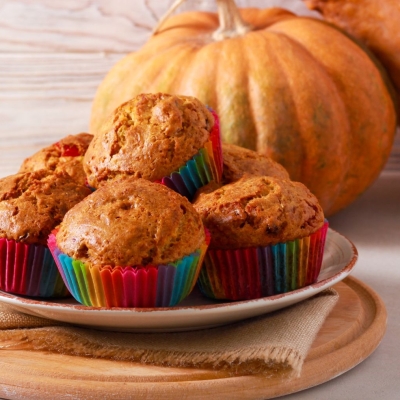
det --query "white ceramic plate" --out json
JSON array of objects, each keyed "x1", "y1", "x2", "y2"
[{"x1": 0, "y1": 228, "x2": 357, "y2": 332}]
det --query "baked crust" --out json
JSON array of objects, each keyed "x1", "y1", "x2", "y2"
[
  {"x1": 194, "y1": 176, "x2": 324, "y2": 249},
  {"x1": 0, "y1": 170, "x2": 92, "y2": 245},
  {"x1": 84, "y1": 93, "x2": 214, "y2": 188},
  {"x1": 221, "y1": 143, "x2": 290, "y2": 182},
  {"x1": 194, "y1": 143, "x2": 290, "y2": 198},
  {"x1": 19, "y1": 133, "x2": 93, "y2": 185},
  {"x1": 56, "y1": 178, "x2": 206, "y2": 266}
]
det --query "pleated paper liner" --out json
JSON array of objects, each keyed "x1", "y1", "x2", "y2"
[
  {"x1": 0, "y1": 238, "x2": 69, "y2": 298},
  {"x1": 158, "y1": 108, "x2": 223, "y2": 201},
  {"x1": 198, "y1": 221, "x2": 329, "y2": 301},
  {"x1": 208, "y1": 108, "x2": 223, "y2": 176},
  {"x1": 47, "y1": 230, "x2": 211, "y2": 308}
]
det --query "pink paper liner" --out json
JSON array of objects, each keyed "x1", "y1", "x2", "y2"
[
  {"x1": 0, "y1": 238, "x2": 69, "y2": 297},
  {"x1": 198, "y1": 221, "x2": 329, "y2": 301}
]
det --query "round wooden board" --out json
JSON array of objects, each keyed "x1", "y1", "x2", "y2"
[{"x1": 0, "y1": 276, "x2": 387, "y2": 400}]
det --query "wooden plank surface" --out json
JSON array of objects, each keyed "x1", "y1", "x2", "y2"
[{"x1": 0, "y1": 277, "x2": 387, "y2": 399}]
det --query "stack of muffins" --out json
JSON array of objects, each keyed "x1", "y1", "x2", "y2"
[{"x1": 0, "y1": 92, "x2": 327, "y2": 307}]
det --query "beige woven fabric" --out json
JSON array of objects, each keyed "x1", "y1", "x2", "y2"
[{"x1": 0, "y1": 289, "x2": 338, "y2": 377}]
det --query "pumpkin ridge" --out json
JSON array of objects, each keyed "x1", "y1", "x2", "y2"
[
  {"x1": 145, "y1": 45, "x2": 197, "y2": 94},
  {"x1": 241, "y1": 31, "x2": 264, "y2": 152},
  {"x1": 173, "y1": 40, "x2": 220, "y2": 107},
  {"x1": 263, "y1": 28, "x2": 350, "y2": 210},
  {"x1": 212, "y1": 37, "x2": 254, "y2": 149},
  {"x1": 246, "y1": 29, "x2": 304, "y2": 177},
  {"x1": 240, "y1": 8, "x2": 296, "y2": 31}
]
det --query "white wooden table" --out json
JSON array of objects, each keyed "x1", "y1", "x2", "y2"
[{"x1": 0, "y1": 1, "x2": 399, "y2": 399}]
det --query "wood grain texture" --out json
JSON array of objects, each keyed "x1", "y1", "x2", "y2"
[
  {"x1": 0, "y1": 0, "x2": 398, "y2": 178},
  {"x1": 0, "y1": 277, "x2": 387, "y2": 400},
  {"x1": 0, "y1": 0, "x2": 318, "y2": 53}
]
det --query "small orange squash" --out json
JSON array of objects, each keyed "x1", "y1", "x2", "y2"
[{"x1": 90, "y1": 0, "x2": 397, "y2": 216}]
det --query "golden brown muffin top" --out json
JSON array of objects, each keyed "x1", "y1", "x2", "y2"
[
  {"x1": 0, "y1": 170, "x2": 92, "y2": 245},
  {"x1": 19, "y1": 133, "x2": 93, "y2": 185},
  {"x1": 221, "y1": 143, "x2": 290, "y2": 182},
  {"x1": 84, "y1": 93, "x2": 214, "y2": 188},
  {"x1": 56, "y1": 178, "x2": 206, "y2": 267},
  {"x1": 193, "y1": 143, "x2": 291, "y2": 198},
  {"x1": 193, "y1": 176, "x2": 324, "y2": 249}
]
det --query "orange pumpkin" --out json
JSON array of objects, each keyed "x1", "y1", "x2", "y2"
[
  {"x1": 90, "y1": 0, "x2": 397, "y2": 216},
  {"x1": 305, "y1": 0, "x2": 400, "y2": 115}
]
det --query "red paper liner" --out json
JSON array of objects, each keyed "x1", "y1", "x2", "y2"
[
  {"x1": 0, "y1": 238, "x2": 69, "y2": 297},
  {"x1": 198, "y1": 221, "x2": 329, "y2": 301}
]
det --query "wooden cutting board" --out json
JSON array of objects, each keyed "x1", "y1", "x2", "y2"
[{"x1": 0, "y1": 276, "x2": 387, "y2": 400}]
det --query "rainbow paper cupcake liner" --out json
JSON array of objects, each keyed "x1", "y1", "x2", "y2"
[
  {"x1": 208, "y1": 108, "x2": 223, "y2": 175},
  {"x1": 47, "y1": 231, "x2": 210, "y2": 308},
  {"x1": 198, "y1": 221, "x2": 329, "y2": 301},
  {"x1": 159, "y1": 108, "x2": 223, "y2": 201},
  {"x1": 84, "y1": 178, "x2": 96, "y2": 192},
  {"x1": 0, "y1": 238, "x2": 69, "y2": 297}
]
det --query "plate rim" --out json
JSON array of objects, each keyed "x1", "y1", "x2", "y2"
[{"x1": 0, "y1": 228, "x2": 358, "y2": 317}]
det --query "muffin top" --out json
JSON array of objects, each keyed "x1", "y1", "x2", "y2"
[
  {"x1": 19, "y1": 133, "x2": 93, "y2": 185},
  {"x1": 0, "y1": 170, "x2": 92, "y2": 245},
  {"x1": 221, "y1": 143, "x2": 290, "y2": 182},
  {"x1": 84, "y1": 93, "x2": 215, "y2": 188},
  {"x1": 193, "y1": 176, "x2": 324, "y2": 249},
  {"x1": 56, "y1": 178, "x2": 206, "y2": 267},
  {"x1": 194, "y1": 143, "x2": 291, "y2": 198}
]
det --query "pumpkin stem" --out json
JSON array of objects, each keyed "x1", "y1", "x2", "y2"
[
  {"x1": 152, "y1": 0, "x2": 252, "y2": 39},
  {"x1": 213, "y1": 0, "x2": 252, "y2": 40}
]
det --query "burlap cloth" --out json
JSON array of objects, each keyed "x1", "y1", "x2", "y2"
[{"x1": 0, "y1": 289, "x2": 338, "y2": 377}]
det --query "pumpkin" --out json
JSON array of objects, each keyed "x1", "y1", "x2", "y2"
[
  {"x1": 90, "y1": 0, "x2": 397, "y2": 216},
  {"x1": 305, "y1": 0, "x2": 400, "y2": 115}
]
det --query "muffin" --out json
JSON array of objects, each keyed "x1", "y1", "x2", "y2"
[
  {"x1": 195, "y1": 142, "x2": 291, "y2": 195},
  {"x1": 84, "y1": 93, "x2": 223, "y2": 200},
  {"x1": 47, "y1": 177, "x2": 210, "y2": 308},
  {"x1": 193, "y1": 176, "x2": 328, "y2": 300},
  {"x1": 19, "y1": 133, "x2": 93, "y2": 185},
  {"x1": 221, "y1": 143, "x2": 290, "y2": 182},
  {"x1": 0, "y1": 169, "x2": 92, "y2": 297}
]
